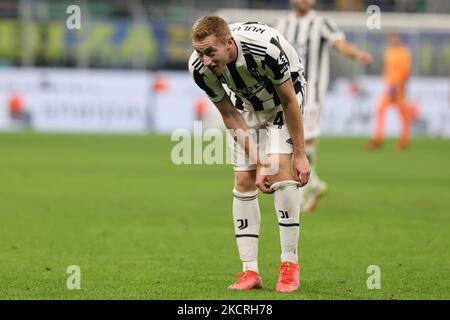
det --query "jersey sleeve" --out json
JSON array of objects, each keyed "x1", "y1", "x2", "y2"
[
  {"x1": 188, "y1": 53, "x2": 227, "y2": 103},
  {"x1": 320, "y1": 17, "x2": 345, "y2": 43},
  {"x1": 264, "y1": 37, "x2": 291, "y2": 85}
]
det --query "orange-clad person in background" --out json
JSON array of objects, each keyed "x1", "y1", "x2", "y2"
[{"x1": 368, "y1": 33, "x2": 412, "y2": 150}]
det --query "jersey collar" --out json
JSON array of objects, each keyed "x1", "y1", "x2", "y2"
[
  {"x1": 227, "y1": 32, "x2": 245, "y2": 67},
  {"x1": 293, "y1": 9, "x2": 317, "y2": 21}
]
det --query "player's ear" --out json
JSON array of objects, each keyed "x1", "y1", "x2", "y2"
[{"x1": 226, "y1": 37, "x2": 233, "y2": 50}]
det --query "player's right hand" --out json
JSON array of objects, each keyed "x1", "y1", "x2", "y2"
[
  {"x1": 293, "y1": 153, "x2": 310, "y2": 188},
  {"x1": 255, "y1": 162, "x2": 274, "y2": 194},
  {"x1": 357, "y1": 51, "x2": 373, "y2": 65}
]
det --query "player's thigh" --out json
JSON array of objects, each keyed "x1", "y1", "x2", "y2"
[
  {"x1": 266, "y1": 153, "x2": 295, "y2": 185},
  {"x1": 234, "y1": 170, "x2": 257, "y2": 192},
  {"x1": 263, "y1": 107, "x2": 296, "y2": 184},
  {"x1": 396, "y1": 85, "x2": 407, "y2": 107},
  {"x1": 227, "y1": 109, "x2": 263, "y2": 173},
  {"x1": 378, "y1": 92, "x2": 391, "y2": 107}
]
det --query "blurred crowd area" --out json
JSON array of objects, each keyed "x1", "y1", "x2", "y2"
[
  {"x1": 0, "y1": 0, "x2": 449, "y2": 78},
  {"x1": 2, "y1": 0, "x2": 450, "y2": 17}
]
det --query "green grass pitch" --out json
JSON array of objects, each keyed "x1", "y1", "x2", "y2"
[{"x1": 0, "y1": 132, "x2": 449, "y2": 299}]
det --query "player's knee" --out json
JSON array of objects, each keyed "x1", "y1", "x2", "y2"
[{"x1": 234, "y1": 171, "x2": 257, "y2": 192}]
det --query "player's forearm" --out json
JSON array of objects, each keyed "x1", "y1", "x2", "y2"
[
  {"x1": 215, "y1": 96, "x2": 260, "y2": 164},
  {"x1": 334, "y1": 39, "x2": 361, "y2": 60},
  {"x1": 282, "y1": 101, "x2": 306, "y2": 157}
]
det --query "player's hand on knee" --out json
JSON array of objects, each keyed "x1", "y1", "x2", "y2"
[{"x1": 294, "y1": 154, "x2": 311, "y2": 187}]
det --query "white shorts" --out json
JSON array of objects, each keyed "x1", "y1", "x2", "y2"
[
  {"x1": 303, "y1": 100, "x2": 322, "y2": 141},
  {"x1": 228, "y1": 92, "x2": 304, "y2": 172}
]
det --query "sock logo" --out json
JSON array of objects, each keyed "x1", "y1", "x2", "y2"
[
  {"x1": 279, "y1": 210, "x2": 289, "y2": 219},
  {"x1": 237, "y1": 219, "x2": 249, "y2": 230}
]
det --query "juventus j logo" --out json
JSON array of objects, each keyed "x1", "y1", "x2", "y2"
[
  {"x1": 279, "y1": 210, "x2": 289, "y2": 219},
  {"x1": 237, "y1": 219, "x2": 248, "y2": 230}
]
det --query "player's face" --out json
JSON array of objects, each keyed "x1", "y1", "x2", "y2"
[
  {"x1": 193, "y1": 35, "x2": 231, "y2": 75},
  {"x1": 291, "y1": 0, "x2": 315, "y2": 12}
]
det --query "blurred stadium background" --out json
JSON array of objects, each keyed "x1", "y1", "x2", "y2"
[
  {"x1": 0, "y1": 0, "x2": 449, "y2": 299},
  {"x1": 0, "y1": 0, "x2": 449, "y2": 135}
]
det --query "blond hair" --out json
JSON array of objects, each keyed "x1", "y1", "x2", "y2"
[{"x1": 191, "y1": 16, "x2": 231, "y2": 42}]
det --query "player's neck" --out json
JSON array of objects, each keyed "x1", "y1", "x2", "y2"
[
  {"x1": 227, "y1": 38, "x2": 238, "y2": 64},
  {"x1": 390, "y1": 43, "x2": 402, "y2": 48},
  {"x1": 295, "y1": 9, "x2": 309, "y2": 18}
]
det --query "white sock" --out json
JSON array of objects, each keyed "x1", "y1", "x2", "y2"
[
  {"x1": 232, "y1": 188, "x2": 260, "y2": 273},
  {"x1": 272, "y1": 181, "x2": 301, "y2": 263}
]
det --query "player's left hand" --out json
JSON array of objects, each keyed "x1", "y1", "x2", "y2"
[
  {"x1": 357, "y1": 52, "x2": 373, "y2": 65},
  {"x1": 293, "y1": 153, "x2": 310, "y2": 187},
  {"x1": 255, "y1": 162, "x2": 274, "y2": 194}
]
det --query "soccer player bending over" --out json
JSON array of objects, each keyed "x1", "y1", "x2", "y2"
[{"x1": 189, "y1": 16, "x2": 310, "y2": 292}]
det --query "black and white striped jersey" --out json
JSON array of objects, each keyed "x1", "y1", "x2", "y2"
[
  {"x1": 275, "y1": 10, "x2": 345, "y2": 107},
  {"x1": 189, "y1": 22, "x2": 306, "y2": 112}
]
